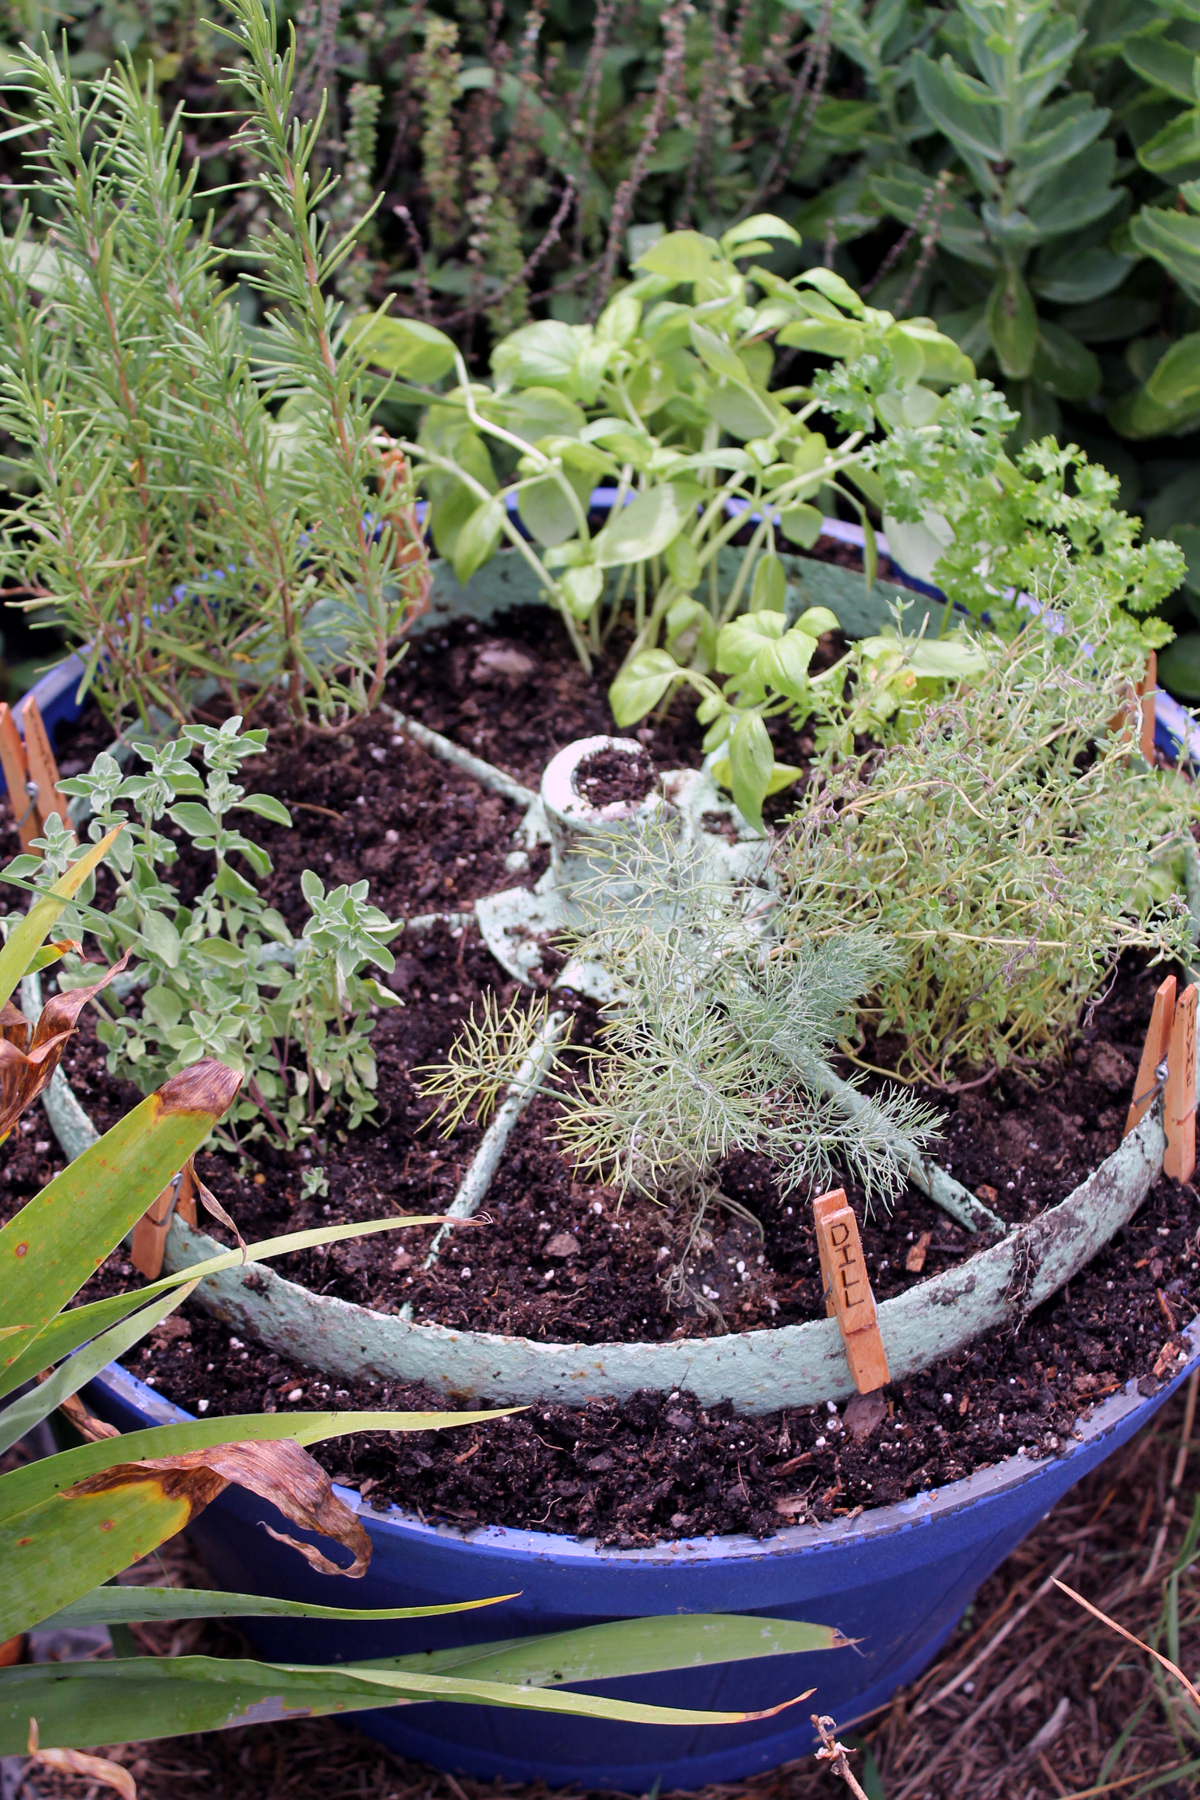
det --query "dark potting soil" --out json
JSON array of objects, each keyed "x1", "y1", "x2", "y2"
[
  {"x1": 54, "y1": 934, "x2": 1163, "y2": 1352},
  {"x1": 573, "y1": 743, "x2": 658, "y2": 808},
  {"x1": 384, "y1": 606, "x2": 843, "y2": 794},
  {"x1": 123, "y1": 1163, "x2": 1199, "y2": 1546}
]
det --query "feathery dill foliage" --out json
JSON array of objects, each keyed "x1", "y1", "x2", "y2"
[
  {"x1": 0, "y1": 0, "x2": 427, "y2": 735},
  {"x1": 417, "y1": 989, "x2": 564, "y2": 1135},
  {"x1": 786, "y1": 583, "x2": 1198, "y2": 1087},
  {"x1": 423, "y1": 826, "x2": 938, "y2": 1210}
]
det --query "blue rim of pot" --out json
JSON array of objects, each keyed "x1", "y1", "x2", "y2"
[
  {"x1": 15, "y1": 505, "x2": 1195, "y2": 767},
  {"x1": 11, "y1": 499, "x2": 930, "y2": 749}
]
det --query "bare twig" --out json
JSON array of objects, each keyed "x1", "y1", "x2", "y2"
[
  {"x1": 894, "y1": 172, "x2": 955, "y2": 318},
  {"x1": 812, "y1": 1714, "x2": 873, "y2": 1800},
  {"x1": 738, "y1": 0, "x2": 832, "y2": 217},
  {"x1": 391, "y1": 203, "x2": 433, "y2": 320},
  {"x1": 433, "y1": 177, "x2": 575, "y2": 329},
  {"x1": 1054, "y1": 1577, "x2": 1200, "y2": 1713},
  {"x1": 569, "y1": 0, "x2": 619, "y2": 261},
  {"x1": 291, "y1": 0, "x2": 345, "y2": 141}
]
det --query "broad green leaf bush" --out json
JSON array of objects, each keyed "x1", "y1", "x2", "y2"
[{"x1": 385, "y1": 215, "x2": 1010, "y2": 826}]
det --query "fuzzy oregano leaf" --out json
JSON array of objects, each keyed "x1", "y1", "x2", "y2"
[
  {"x1": 236, "y1": 793, "x2": 293, "y2": 827},
  {"x1": 141, "y1": 913, "x2": 181, "y2": 970},
  {"x1": 168, "y1": 803, "x2": 219, "y2": 838}
]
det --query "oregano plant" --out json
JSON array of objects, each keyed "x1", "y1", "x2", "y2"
[{"x1": 3, "y1": 719, "x2": 402, "y2": 1147}]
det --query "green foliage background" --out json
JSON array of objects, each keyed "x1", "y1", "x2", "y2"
[{"x1": 7, "y1": 0, "x2": 1200, "y2": 675}]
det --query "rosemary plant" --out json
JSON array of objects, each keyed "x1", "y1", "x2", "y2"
[{"x1": 0, "y1": 0, "x2": 428, "y2": 735}]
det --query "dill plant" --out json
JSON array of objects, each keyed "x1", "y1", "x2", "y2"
[
  {"x1": 421, "y1": 825, "x2": 938, "y2": 1212},
  {"x1": 0, "y1": 0, "x2": 427, "y2": 735}
]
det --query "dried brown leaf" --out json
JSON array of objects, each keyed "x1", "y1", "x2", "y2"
[
  {"x1": 154, "y1": 1059, "x2": 243, "y2": 1119},
  {"x1": 843, "y1": 1389, "x2": 886, "y2": 1443},
  {"x1": 28, "y1": 1718, "x2": 137, "y2": 1799},
  {"x1": 56, "y1": 1392, "x2": 121, "y2": 1443},
  {"x1": 0, "y1": 950, "x2": 130, "y2": 1139},
  {"x1": 188, "y1": 1157, "x2": 246, "y2": 1255},
  {"x1": 66, "y1": 1438, "x2": 372, "y2": 1578}
]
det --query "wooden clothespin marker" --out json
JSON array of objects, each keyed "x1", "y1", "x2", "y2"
[
  {"x1": 0, "y1": 697, "x2": 75, "y2": 851},
  {"x1": 1124, "y1": 975, "x2": 1197, "y2": 1183},
  {"x1": 1138, "y1": 651, "x2": 1157, "y2": 764},
  {"x1": 1110, "y1": 652, "x2": 1157, "y2": 762},
  {"x1": 1125, "y1": 974, "x2": 1176, "y2": 1137},
  {"x1": 0, "y1": 706, "x2": 40, "y2": 852},
  {"x1": 1164, "y1": 983, "x2": 1197, "y2": 1185},
  {"x1": 130, "y1": 1161, "x2": 198, "y2": 1280},
  {"x1": 813, "y1": 1187, "x2": 890, "y2": 1394}
]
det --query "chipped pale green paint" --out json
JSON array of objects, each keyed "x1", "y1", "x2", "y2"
[{"x1": 154, "y1": 1097, "x2": 1166, "y2": 1413}]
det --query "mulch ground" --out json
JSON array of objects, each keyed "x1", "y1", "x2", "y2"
[{"x1": 10, "y1": 1371, "x2": 1200, "y2": 1800}]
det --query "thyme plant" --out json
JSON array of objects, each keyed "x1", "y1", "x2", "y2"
[
  {"x1": 786, "y1": 583, "x2": 1197, "y2": 1085},
  {"x1": 421, "y1": 826, "x2": 937, "y2": 1212},
  {"x1": 2, "y1": 719, "x2": 401, "y2": 1146},
  {"x1": 0, "y1": 0, "x2": 428, "y2": 735}
]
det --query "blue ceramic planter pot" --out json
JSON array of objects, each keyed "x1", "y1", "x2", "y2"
[
  {"x1": 29, "y1": 544, "x2": 1198, "y2": 1784},
  {"x1": 85, "y1": 1334, "x2": 1199, "y2": 1791}
]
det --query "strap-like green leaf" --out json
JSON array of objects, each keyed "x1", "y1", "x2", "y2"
[
  {"x1": 376, "y1": 1611, "x2": 846, "y2": 1687},
  {"x1": 0, "y1": 1215, "x2": 447, "y2": 1401},
  {"x1": 0, "y1": 1061, "x2": 241, "y2": 1368},
  {"x1": 0, "y1": 1644, "x2": 817, "y2": 1754},
  {"x1": 0, "y1": 1281, "x2": 198, "y2": 1458},
  {"x1": 38, "y1": 1586, "x2": 515, "y2": 1629}
]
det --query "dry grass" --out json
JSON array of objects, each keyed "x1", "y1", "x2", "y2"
[{"x1": 12, "y1": 1377, "x2": 1200, "y2": 1800}]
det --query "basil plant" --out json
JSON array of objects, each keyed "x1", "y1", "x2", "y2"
[{"x1": 365, "y1": 213, "x2": 1013, "y2": 827}]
